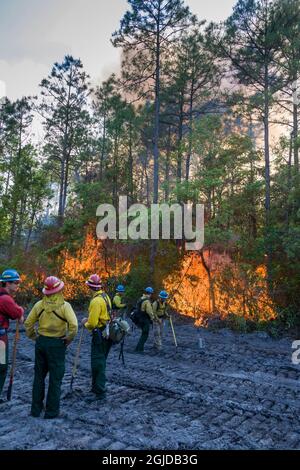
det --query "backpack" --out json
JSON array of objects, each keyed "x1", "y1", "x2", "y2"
[
  {"x1": 108, "y1": 317, "x2": 130, "y2": 344},
  {"x1": 99, "y1": 292, "x2": 130, "y2": 344},
  {"x1": 129, "y1": 298, "x2": 148, "y2": 326}
]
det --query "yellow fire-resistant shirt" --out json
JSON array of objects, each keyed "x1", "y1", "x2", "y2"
[
  {"x1": 25, "y1": 293, "x2": 78, "y2": 342},
  {"x1": 113, "y1": 293, "x2": 126, "y2": 309},
  {"x1": 152, "y1": 300, "x2": 168, "y2": 318},
  {"x1": 84, "y1": 291, "x2": 111, "y2": 331},
  {"x1": 141, "y1": 294, "x2": 155, "y2": 321}
]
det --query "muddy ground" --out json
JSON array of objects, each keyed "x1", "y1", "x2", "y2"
[{"x1": 0, "y1": 313, "x2": 300, "y2": 450}]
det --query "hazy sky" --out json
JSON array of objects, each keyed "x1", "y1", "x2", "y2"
[{"x1": 0, "y1": 0, "x2": 236, "y2": 100}]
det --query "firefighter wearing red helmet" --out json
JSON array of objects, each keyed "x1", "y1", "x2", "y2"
[
  {"x1": 25, "y1": 276, "x2": 78, "y2": 418},
  {"x1": 82, "y1": 274, "x2": 112, "y2": 401}
]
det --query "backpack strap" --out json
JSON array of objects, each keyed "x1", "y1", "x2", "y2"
[
  {"x1": 37, "y1": 307, "x2": 68, "y2": 324},
  {"x1": 137, "y1": 297, "x2": 145, "y2": 311},
  {"x1": 38, "y1": 309, "x2": 45, "y2": 319},
  {"x1": 101, "y1": 293, "x2": 112, "y2": 317},
  {"x1": 52, "y1": 310, "x2": 68, "y2": 323}
]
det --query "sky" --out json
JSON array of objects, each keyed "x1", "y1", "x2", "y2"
[{"x1": 0, "y1": 0, "x2": 236, "y2": 100}]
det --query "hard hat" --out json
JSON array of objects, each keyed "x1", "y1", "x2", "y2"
[
  {"x1": 159, "y1": 290, "x2": 169, "y2": 299},
  {"x1": 42, "y1": 276, "x2": 64, "y2": 295},
  {"x1": 116, "y1": 284, "x2": 125, "y2": 293},
  {"x1": 145, "y1": 286, "x2": 154, "y2": 294},
  {"x1": 86, "y1": 274, "x2": 102, "y2": 289},
  {"x1": 0, "y1": 269, "x2": 21, "y2": 283}
]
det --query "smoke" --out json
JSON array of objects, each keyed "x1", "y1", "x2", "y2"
[{"x1": 0, "y1": 79, "x2": 6, "y2": 102}]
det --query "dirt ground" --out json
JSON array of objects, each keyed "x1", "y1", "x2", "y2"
[{"x1": 0, "y1": 313, "x2": 300, "y2": 450}]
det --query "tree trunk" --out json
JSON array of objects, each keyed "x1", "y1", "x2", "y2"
[
  {"x1": 58, "y1": 158, "x2": 65, "y2": 220},
  {"x1": 150, "y1": 10, "x2": 161, "y2": 281},
  {"x1": 16, "y1": 195, "x2": 27, "y2": 245},
  {"x1": 145, "y1": 155, "x2": 150, "y2": 207},
  {"x1": 249, "y1": 152, "x2": 257, "y2": 239},
  {"x1": 62, "y1": 149, "x2": 71, "y2": 217},
  {"x1": 164, "y1": 125, "x2": 171, "y2": 202},
  {"x1": 59, "y1": 67, "x2": 72, "y2": 221},
  {"x1": 25, "y1": 210, "x2": 36, "y2": 252},
  {"x1": 4, "y1": 160, "x2": 11, "y2": 196},
  {"x1": 264, "y1": 58, "x2": 273, "y2": 294},
  {"x1": 200, "y1": 250, "x2": 216, "y2": 313},
  {"x1": 176, "y1": 94, "x2": 184, "y2": 183},
  {"x1": 112, "y1": 133, "x2": 119, "y2": 208},
  {"x1": 9, "y1": 205, "x2": 17, "y2": 253},
  {"x1": 153, "y1": 12, "x2": 161, "y2": 205},
  {"x1": 128, "y1": 121, "x2": 134, "y2": 204},
  {"x1": 10, "y1": 115, "x2": 23, "y2": 251},
  {"x1": 285, "y1": 132, "x2": 293, "y2": 227},
  {"x1": 293, "y1": 101, "x2": 299, "y2": 171},
  {"x1": 100, "y1": 114, "x2": 107, "y2": 181},
  {"x1": 186, "y1": 80, "x2": 194, "y2": 181}
]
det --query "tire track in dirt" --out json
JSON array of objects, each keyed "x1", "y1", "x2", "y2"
[{"x1": 0, "y1": 316, "x2": 299, "y2": 449}]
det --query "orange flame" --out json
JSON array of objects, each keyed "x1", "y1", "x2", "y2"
[
  {"x1": 59, "y1": 231, "x2": 131, "y2": 299},
  {"x1": 164, "y1": 251, "x2": 276, "y2": 325},
  {"x1": 19, "y1": 229, "x2": 276, "y2": 326}
]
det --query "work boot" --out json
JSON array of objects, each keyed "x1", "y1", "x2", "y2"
[
  {"x1": 95, "y1": 393, "x2": 106, "y2": 402},
  {"x1": 133, "y1": 349, "x2": 144, "y2": 355},
  {"x1": 86, "y1": 392, "x2": 106, "y2": 403},
  {"x1": 44, "y1": 414, "x2": 60, "y2": 419}
]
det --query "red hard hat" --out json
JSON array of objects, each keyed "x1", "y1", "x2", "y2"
[
  {"x1": 86, "y1": 274, "x2": 102, "y2": 289},
  {"x1": 42, "y1": 276, "x2": 64, "y2": 296}
]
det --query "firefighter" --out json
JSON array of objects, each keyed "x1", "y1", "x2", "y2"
[
  {"x1": 134, "y1": 287, "x2": 157, "y2": 354},
  {"x1": 0, "y1": 269, "x2": 24, "y2": 402},
  {"x1": 25, "y1": 276, "x2": 78, "y2": 418},
  {"x1": 112, "y1": 284, "x2": 127, "y2": 318},
  {"x1": 82, "y1": 274, "x2": 111, "y2": 400},
  {"x1": 152, "y1": 290, "x2": 169, "y2": 351}
]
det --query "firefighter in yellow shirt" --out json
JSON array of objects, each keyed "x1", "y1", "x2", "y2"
[
  {"x1": 112, "y1": 284, "x2": 127, "y2": 318},
  {"x1": 82, "y1": 274, "x2": 111, "y2": 400},
  {"x1": 134, "y1": 287, "x2": 157, "y2": 353},
  {"x1": 25, "y1": 276, "x2": 78, "y2": 418},
  {"x1": 152, "y1": 290, "x2": 169, "y2": 351}
]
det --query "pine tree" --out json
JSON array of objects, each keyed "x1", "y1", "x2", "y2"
[
  {"x1": 112, "y1": 0, "x2": 195, "y2": 204},
  {"x1": 40, "y1": 55, "x2": 91, "y2": 221},
  {"x1": 208, "y1": 0, "x2": 283, "y2": 293}
]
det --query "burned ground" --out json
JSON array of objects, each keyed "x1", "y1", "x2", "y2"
[{"x1": 0, "y1": 314, "x2": 300, "y2": 450}]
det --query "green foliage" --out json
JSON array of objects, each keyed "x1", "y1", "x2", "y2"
[
  {"x1": 225, "y1": 313, "x2": 248, "y2": 333},
  {"x1": 124, "y1": 256, "x2": 150, "y2": 308},
  {"x1": 1, "y1": 1, "x2": 300, "y2": 334},
  {"x1": 40, "y1": 55, "x2": 91, "y2": 218}
]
